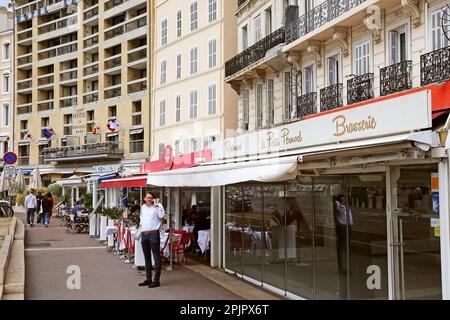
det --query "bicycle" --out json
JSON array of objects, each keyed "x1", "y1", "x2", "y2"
[{"x1": 0, "y1": 200, "x2": 14, "y2": 217}]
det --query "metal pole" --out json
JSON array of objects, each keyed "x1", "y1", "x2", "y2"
[{"x1": 167, "y1": 187, "x2": 173, "y2": 271}]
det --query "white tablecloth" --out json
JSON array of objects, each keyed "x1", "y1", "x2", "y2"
[
  {"x1": 160, "y1": 232, "x2": 181, "y2": 258},
  {"x1": 182, "y1": 225, "x2": 194, "y2": 233},
  {"x1": 197, "y1": 230, "x2": 211, "y2": 253}
]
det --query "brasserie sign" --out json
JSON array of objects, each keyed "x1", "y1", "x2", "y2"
[{"x1": 212, "y1": 90, "x2": 432, "y2": 160}]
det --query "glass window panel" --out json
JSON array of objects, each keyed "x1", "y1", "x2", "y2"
[{"x1": 225, "y1": 185, "x2": 244, "y2": 274}]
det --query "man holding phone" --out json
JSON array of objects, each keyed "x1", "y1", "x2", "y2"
[{"x1": 138, "y1": 192, "x2": 166, "y2": 288}]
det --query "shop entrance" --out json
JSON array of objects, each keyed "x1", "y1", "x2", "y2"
[{"x1": 388, "y1": 166, "x2": 442, "y2": 299}]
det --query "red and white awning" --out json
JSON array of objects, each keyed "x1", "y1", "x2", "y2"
[{"x1": 100, "y1": 175, "x2": 147, "y2": 188}]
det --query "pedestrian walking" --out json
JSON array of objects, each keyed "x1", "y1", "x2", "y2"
[
  {"x1": 36, "y1": 191, "x2": 43, "y2": 224},
  {"x1": 138, "y1": 192, "x2": 165, "y2": 288},
  {"x1": 25, "y1": 189, "x2": 37, "y2": 227},
  {"x1": 41, "y1": 192, "x2": 54, "y2": 228}
]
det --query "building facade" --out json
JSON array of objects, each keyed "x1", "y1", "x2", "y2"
[
  {"x1": 151, "y1": 0, "x2": 238, "y2": 160},
  {"x1": 0, "y1": 7, "x2": 13, "y2": 157},
  {"x1": 13, "y1": 0, "x2": 152, "y2": 185}
]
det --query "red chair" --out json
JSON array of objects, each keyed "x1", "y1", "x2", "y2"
[
  {"x1": 172, "y1": 229, "x2": 187, "y2": 235},
  {"x1": 172, "y1": 232, "x2": 191, "y2": 264}
]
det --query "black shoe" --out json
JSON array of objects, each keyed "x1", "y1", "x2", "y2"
[
  {"x1": 148, "y1": 281, "x2": 160, "y2": 288},
  {"x1": 138, "y1": 280, "x2": 152, "y2": 287}
]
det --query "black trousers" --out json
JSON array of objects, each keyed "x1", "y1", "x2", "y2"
[
  {"x1": 141, "y1": 233, "x2": 161, "y2": 282},
  {"x1": 26, "y1": 208, "x2": 36, "y2": 225},
  {"x1": 336, "y1": 224, "x2": 352, "y2": 272}
]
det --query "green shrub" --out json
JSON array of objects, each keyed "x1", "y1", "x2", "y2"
[{"x1": 15, "y1": 193, "x2": 25, "y2": 206}]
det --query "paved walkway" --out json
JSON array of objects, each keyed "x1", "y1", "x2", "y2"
[{"x1": 17, "y1": 211, "x2": 241, "y2": 300}]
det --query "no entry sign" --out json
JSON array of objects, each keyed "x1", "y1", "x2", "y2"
[{"x1": 2, "y1": 152, "x2": 18, "y2": 165}]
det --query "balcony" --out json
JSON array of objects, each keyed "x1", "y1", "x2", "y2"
[
  {"x1": 129, "y1": 140, "x2": 144, "y2": 153},
  {"x1": 104, "y1": 55, "x2": 122, "y2": 71},
  {"x1": 60, "y1": 69, "x2": 78, "y2": 83},
  {"x1": 17, "y1": 29, "x2": 32, "y2": 43},
  {"x1": 296, "y1": 92, "x2": 317, "y2": 118},
  {"x1": 225, "y1": 27, "x2": 285, "y2": 78},
  {"x1": 421, "y1": 46, "x2": 450, "y2": 86},
  {"x1": 38, "y1": 14, "x2": 78, "y2": 37},
  {"x1": 37, "y1": 100, "x2": 54, "y2": 112},
  {"x1": 104, "y1": 85, "x2": 122, "y2": 99},
  {"x1": 286, "y1": 0, "x2": 367, "y2": 44},
  {"x1": 104, "y1": 15, "x2": 147, "y2": 41},
  {"x1": 60, "y1": 96, "x2": 78, "y2": 108},
  {"x1": 83, "y1": 63, "x2": 99, "y2": 77},
  {"x1": 83, "y1": 34, "x2": 99, "y2": 48},
  {"x1": 43, "y1": 142, "x2": 124, "y2": 163},
  {"x1": 105, "y1": 0, "x2": 125, "y2": 11},
  {"x1": 17, "y1": 79, "x2": 32, "y2": 92},
  {"x1": 38, "y1": 42, "x2": 78, "y2": 61},
  {"x1": 84, "y1": 6, "x2": 99, "y2": 21},
  {"x1": 347, "y1": 73, "x2": 374, "y2": 105},
  {"x1": 17, "y1": 103, "x2": 32, "y2": 115},
  {"x1": 128, "y1": 46, "x2": 147, "y2": 64},
  {"x1": 17, "y1": 53, "x2": 33, "y2": 68},
  {"x1": 83, "y1": 91, "x2": 99, "y2": 104},
  {"x1": 37, "y1": 74, "x2": 54, "y2": 87},
  {"x1": 380, "y1": 60, "x2": 412, "y2": 97},
  {"x1": 320, "y1": 83, "x2": 343, "y2": 112},
  {"x1": 237, "y1": 0, "x2": 247, "y2": 8},
  {"x1": 128, "y1": 79, "x2": 147, "y2": 94}
]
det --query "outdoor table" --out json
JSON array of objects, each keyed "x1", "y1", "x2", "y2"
[
  {"x1": 182, "y1": 225, "x2": 194, "y2": 233},
  {"x1": 197, "y1": 229, "x2": 211, "y2": 254},
  {"x1": 160, "y1": 232, "x2": 181, "y2": 258}
]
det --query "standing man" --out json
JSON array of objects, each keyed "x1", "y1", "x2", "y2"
[
  {"x1": 138, "y1": 192, "x2": 165, "y2": 288},
  {"x1": 25, "y1": 189, "x2": 37, "y2": 227}
]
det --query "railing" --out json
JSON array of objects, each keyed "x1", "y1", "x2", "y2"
[
  {"x1": 286, "y1": 0, "x2": 367, "y2": 44},
  {"x1": 17, "y1": 80, "x2": 32, "y2": 91},
  {"x1": 18, "y1": 156, "x2": 30, "y2": 166},
  {"x1": 84, "y1": 92, "x2": 99, "y2": 104},
  {"x1": 128, "y1": 48, "x2": 147, "y2": 63},
  {"x1": 104, "y1": 15, "x2": 146, "y2": 40},
  {"x1": 380, "y1": 60, "x2": 412, "y2": 96},
  {"x1": 105, "y1": 0, "x2": 125, "y2": 11},
  {"x1": 17, "y1": 54, "x2": 32, "y2": 66},
  {"x1": 237, "y1": 0, "x2": 247, "y2": 8},
  {"x1": 17, "y1": 104, "x2": 32, "y2": 115},
  {"x1": 129, "y1": 140, "x2": 144, "y2": 153},
  {"x1": 128, "y1": 80, "x2": 147, "y2": 93},
  {"x1": 320, "y1": 83, "x2": 343, "y2": 112},
  {"x1": 225, "y1": 27, "x2": 285, "y2": 78},
  {"x1": 84, "y1": 64, "x2": 99, "y2": 76},
  {"x1": 60, "y1": 97, "x2": 78, "y2": 108},
  {"x1": 84, "y1": 35, "x2": 99, "y2": 48},
  {"x1": 347, "y1": 73, "x2": 374, "y2": 105},
  {"x1": 63, "y1": 126, "x2": 73, "y2": 135},
  {"x1": 38, "y1": 43, "x2": 77, "y2": 60},
  {"x1": 297, "y1": 92, "x2": 317, "y2": 118},
  {"x1": 84, "y1": 6, "x2": 98, "y2": 20},
  {"x1": 38, "y1": 15, "x2": 78, "y2": 35},
  {"x1": 421, "y1": 46, "x2": 450, "y2": 86},
  {"x1": 17, "y1": 30, "x2": 32, "y2": 42},
  {"x1": 60, "y1": 70, "x2": 78, "y2": 82},
  {"x1": 38, "y1": 75, "x2": 54, "y2": 86},
  {"x1": 43, "y1": 142, "x2": 124, "y2": 161},
  {"x1": 105, "y1": 56, "x2": 122, "y2": 70},
  {"x1": 37, "y1": 101, "x2": 54, "y2": 112},
  {"x1": 105, "y1": 87, "x2": 122, "y2": 99}
]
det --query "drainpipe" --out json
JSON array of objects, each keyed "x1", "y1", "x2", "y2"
[{"x1": 440, "y1": 116, "x2": 450, "y2": 300}]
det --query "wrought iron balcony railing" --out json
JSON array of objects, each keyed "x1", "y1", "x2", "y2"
[
  {"x1": 43, "y1": 142, "x2": 124, "y2": 162},
  {"x1": 225, "y1": 27, "x2": 285, "y2": 78},
  {"x1": 297, "y1": 92, "x2": 317, "y2": 118},
  {"x1": 286, "y1": 0, "x2": 367, "y2": 44},
  {"x1": 320, "y1": 83, "x2": 343, "y2": 112},
  {"x1": 421, "y1": 46, "x2": 450, "y2": 86},
  {"x1": 380, "y1": 60, "x2": 412, "y2": 96},
  {"x1": 237, "y1": 0, "x2": 247, "y2": 8},
  {"x1": 347, "y1": 73, "x2": 374, "y2": 105}
]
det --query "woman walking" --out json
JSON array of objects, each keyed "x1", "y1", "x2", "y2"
[{"x1": 41, "y1": 192, "x2": 54, "y2": 228}]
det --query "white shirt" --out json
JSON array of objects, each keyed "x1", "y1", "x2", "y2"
[
  {"x1": 335, "y1": 201, "x2": 353, "y2": 225},
  {"x1": 140, "y1": 202, "x2": 165, "y2": 232},
  {"x1": 25, "y1": 194, "x2": 37, "y2": 209}
]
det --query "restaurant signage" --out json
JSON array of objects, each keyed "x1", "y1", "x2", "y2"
[{"x1": 211, "y1": 90, "x2": 432, "y2": 160}]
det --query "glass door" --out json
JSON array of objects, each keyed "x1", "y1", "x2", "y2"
[{"x1": 390, "y1": 166, "x2": 442, "y2": 299}]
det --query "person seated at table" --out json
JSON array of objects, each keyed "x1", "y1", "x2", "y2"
[
  {"x1": 71, "y1": 199, "x2": 87, "y2": 217},
  {"x1": 181, "y1": 205, "x2": 192, "y2": 226},
  {"x1": 189, "y1": 204, "x2": 198, "y2": 225},
  {"x1": 130, "y1": 199, "x2": 141, "y2": 214}
]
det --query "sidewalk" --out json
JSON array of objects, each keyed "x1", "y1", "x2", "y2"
[{"x1": 16, "y1": 209, "x2": 241, "y2": 300}]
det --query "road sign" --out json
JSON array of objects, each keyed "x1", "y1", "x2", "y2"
[
  {"x1": 3, "y1": 152, "x2": 18, "y2": 165},
  {"x1": 4, "y1": 165, "x2": 16, "y2": 179}
]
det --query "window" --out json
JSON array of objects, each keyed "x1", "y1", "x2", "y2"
[
  {"x1": 208, "y1": 39, "x2": 217, "y2": 68},
  {"x1": 191, "y1": 138, "x2": 201, "y2": 152},
  {"x1": 2, "y1": 104, "x2": 9, "y2": 127},
  {"x1": 242, "y1": 25, "x2": 248, "y2": 50},
  {"x1": 354, "y1": 40, "x2": 371, "y2": 76},
  {"x1": 203, "y1": 135, "x2": 216, "y2": 149},
  {"x1": 160, "y1": 60, "x2": 167, "y2": 84},
  {"x1": 108, "y1": 105, "x2": 117, "y2": 117},
  {"x1": 267, "y1": 80, "x2": 274, "y2": 125},
  {"x1": 284, "y1": 72, "x2": 292, "y2": 121},
  {"x1": 159, "y1": 100, "x2": 166, "y2": 127},
  {"x1": 190, "y1": 1, "x2": 198, "y2": 31},
  {"x1": 254, "y1": 15, "x2": 262, "y2": 42},
  {"x1": 132, "y1": 101, "x2": 142, "y2": 126},
  {"x1": 190, "y1": 90, "x2": 198, "y2": 119},
  {"x1": 174, "y1": 140, "x2": 180, "y2": 155},
  {"x1": 389, "y1": 24, "x2": 407, "y2": 64},
  {"x1": 208, "y1": 0, "x2": 217, "y2": 22},
  {"x1": 256, "y1": 84, "x2": 263, "y2": 128},
  {"x1": 265, "y1": 7, "x2": 272, "y2": 35},
  {"x1": 327, "y1": 55, "x2": 340, "y2": 85},
  {"x1": 161, "y1": 19, "x2": 168, "y2": 46},
  {"x1": 176, "y1": 54, "x2": 182, "y2": 79},
  {"x1": 158, "y1": 143, "x2": 165, "y2": 159},
  {"x1": 242, "y1": 90, "x2": 249, "y2": 130},
  {"x1": 3, "y1": 43, "x2": 10, "y2": 60},
  {"x1": 130, "y1": 129, "x2": 144, "y2": 153},
  {"x1": 3, "y1": 74, "x2": 9, "y2": 93},
  {"x1": 176, "y1": 95, "x2": 181, "y2": 122},
  {"x1": 190, "y1": 47, "x2": 198, "y2": 74},
  {"x1": 41, "y1": 117, "x2": 49, "y2": 129},
  {"x1": 431, "y1": 7, "x2": 450, "y2": 50},
  {"x1": 208, "y1": 84, "x2": 216, "y2": 115},
  {"x1": 303, "y1": 65, "x2": 314, "y2": 93},
  {"x1": 177, "y1": 10, "x2": 182, "y2": 38}
]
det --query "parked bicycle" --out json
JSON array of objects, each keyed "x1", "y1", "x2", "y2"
[{"x1": 0, "y1": 200, "x2": 14, "y2": 217}]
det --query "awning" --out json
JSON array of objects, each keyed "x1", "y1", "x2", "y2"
[
  {"x1": 100, "y1": 175, "x2": 147, "y2": 188},
  {"x1": 106, "y1": 132, "x2": 119, "y2": 137},
  {"x1": 37, "y1": 139, "x2": 50, "y2": 145},
  {"x1": 0, "y1": 136, "x2": 9, "y2": 142},
  {"x1": 97, "y1": 172, "x2": 118, "y2": 183},
  {"x1": 130, "y1": 128, "x2": 144, "y2": 135},
  {"x1": 146, "y1": 156, "x2": 299, "y2": 187}
]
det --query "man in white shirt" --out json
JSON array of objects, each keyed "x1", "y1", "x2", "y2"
[
  {"x1": 138, "y1": 192, "x2": 165, "y2": 288},
  {"x1": 24, "y1": 189, "x2": 37, "y2": 227}
]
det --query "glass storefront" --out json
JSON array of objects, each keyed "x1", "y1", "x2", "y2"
[{"x1": 225, "y1": 173, "x2": 390, "y2": 299}]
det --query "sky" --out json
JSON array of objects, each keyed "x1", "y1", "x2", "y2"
[{"x1": 0, "y1": 0, "x2": 10, "y2": 7}]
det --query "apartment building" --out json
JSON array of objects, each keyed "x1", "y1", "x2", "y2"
[
  {"x1": 216, "y1": 0, "x2": 450, "y2": 299},
  {"x1": 0, "y1": 7, "x2": 13, "y2": 157},
  {"x1": 152, "y1": 0, "x2": 238, "y2": 160},
  {"x1": 13, "y1": 0, "x2": 152, "y2": 184}
]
